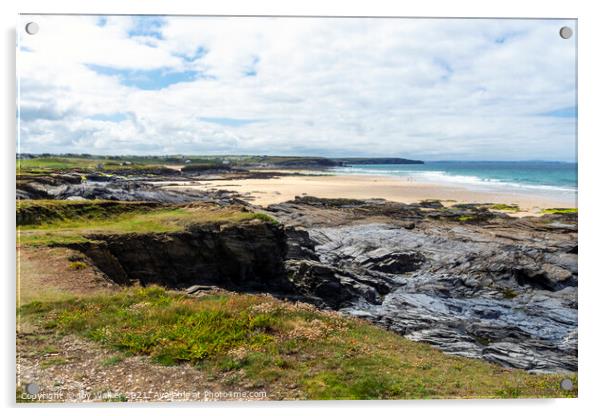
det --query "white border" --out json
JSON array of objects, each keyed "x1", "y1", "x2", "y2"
[{"x1": 2, "y1": 1, "x2": 601, "y2": 415}]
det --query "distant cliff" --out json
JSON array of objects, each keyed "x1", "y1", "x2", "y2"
[
  {"x1": 251, "y1": 156, "x2": 425, "y2": 168},
  {"x1": 334, "y1": 157, "x2": 424, "y2": 165},
  {"x1": 249, "y1": 156, "x2": 424, "y2": 168}
]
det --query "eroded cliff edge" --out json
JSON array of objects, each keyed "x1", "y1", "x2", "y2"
[{"x1": 18, "y1": 184, "x2": 577, "y2": 374}]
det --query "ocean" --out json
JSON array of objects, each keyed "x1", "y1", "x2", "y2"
[{"x1": 333, "y1": 161, "x2": 577, "y2": 201}]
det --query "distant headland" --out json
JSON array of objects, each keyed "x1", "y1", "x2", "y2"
[{"x1": 16, "y1": 153, "x2": 424, "y2": 168}]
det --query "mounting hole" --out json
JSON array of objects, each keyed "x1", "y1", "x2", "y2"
[
  {"x1": 559, "y1": 26, "x2": 573, "y2": 39},
  {"x1": 25, "y1": 22, "x2": 39, "y2": 35},
  {"x1": 560, "y1": 378, "x2": 574, "y2": 391},
  {"x1": 25, "y1": 383, "x2": 40, "y2": 395}
]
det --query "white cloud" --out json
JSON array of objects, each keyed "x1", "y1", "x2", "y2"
[{"x1": 17, "y1": 16, "x2": 577, "y2": 160}]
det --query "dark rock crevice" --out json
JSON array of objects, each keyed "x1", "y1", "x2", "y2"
[{"x1": 67, "y1": 222, "x2": 296, "y2": 295}]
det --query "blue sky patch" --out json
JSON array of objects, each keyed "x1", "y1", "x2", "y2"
[
  {"x1": 539, "y1": 106, "x2": 577, "y2": 118},
  {"x1": 199, "y1": 117, "x2": 259, "y2": 127},
  {"x1": 86, "y1": 64, "x2": 199, "y2": 90},
  {"x1": 178, "y1": 47, "x2": 207, "y2": 63},
  {"x1": 128, "y1": 16, "x2": 166, "y2": 40},
  {"x1": 90, "y1": 112, "x2": 129, "y2": 122},
  {"x1": 20, "y1": 106, "x2": 64, "y2": 121}
]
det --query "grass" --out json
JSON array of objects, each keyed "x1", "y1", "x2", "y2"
[
  {"x1": 456, "y1": 215, "x2": 476, "y2": 222},
  {"x1": 17, "y1": 199, "x2": 160, "y2": 226},
  {"x1": 68, "y1": 261, "x2": 88, "y2": 270},
  {"x1": 17, "y1": 157, "x2": 166, "y2": 174},
  {"x1": 19, "y1": 286, "x2": 577, "y2": 400},
  {"x1": 17, "y1": 157, "x2": 98, "y2": 171},
  {"x1": 18, "y1": 233, "x2": 92, "y2": 247},
  {"x1": 251, "y1": 212, "x2": 280, "y2": 225},
  {"x1": 17, "y1": 200, "x2": 278, "y2": 247},
  {"x1": 541, "y1": 208, "x2": 578, "y2": 215},
  {"x1": 101, "y1": 355, "x2": 124, "y2": 367},
  {"x1": 38, "y1": 345, "x2": 59, "y2": 355},
  {"x1": 40, "y1": 357, "x2": 68, "y2": 369},
  {"x1": 103, "y1": 394, "x2": 129, "y2": 402},
  {"x1": 16, "y1": 154, "x2": 347, "y2": 173}
]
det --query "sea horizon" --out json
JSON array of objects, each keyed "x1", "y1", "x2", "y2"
[
  {"x1": 16, "y1": 154, "x2": 577, "y2": 202},
  {"x1": 332, "y1": 160, "x2": 577, "y2": 203}
]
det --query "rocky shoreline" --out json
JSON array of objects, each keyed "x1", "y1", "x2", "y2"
[
  {"x1": 269, "y1": 197, "x2": 577, "y2": 373},
  {"x1": 17, "y1": 170, "x2": 578, "y2": 373}
]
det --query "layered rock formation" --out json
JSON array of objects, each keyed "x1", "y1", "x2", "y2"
[{"x1": 268, "y1": 197, "x2": 578, "y2": 373}]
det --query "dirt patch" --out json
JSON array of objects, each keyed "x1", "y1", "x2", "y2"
[
  {"x1": 17, "y1": 246, "x2": 117, "y2": 305},
  {"x1": 17, "y1": 330, "x2": 270, "y2": 402}
]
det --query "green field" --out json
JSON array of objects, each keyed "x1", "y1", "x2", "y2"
[{"x1": 17, "y1": 155, "x2": 338, "y2": 172}]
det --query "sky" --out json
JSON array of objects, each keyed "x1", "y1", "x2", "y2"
[{"x1": 18, "y1": 16, "x2": 577, "y2": 161}]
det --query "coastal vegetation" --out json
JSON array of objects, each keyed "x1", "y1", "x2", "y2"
[
  {"x1": 541, "y1": 208, "x2": 578, "y2": 215},
  {"x1": 19, "y1": 286, "x2": 576, "y2": 400},
  {"x1": 17, "y1": 200, "x2": 276, "y2": 247},
  {"x1": 17, "y1": 157, "x2": 165, "y2": 173}
]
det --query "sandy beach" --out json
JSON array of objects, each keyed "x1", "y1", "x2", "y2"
[{"x1": 163, "y1": 171, "x2": 576, "y2": 213}]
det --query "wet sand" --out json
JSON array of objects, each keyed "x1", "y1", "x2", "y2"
[{"x1": 164, "y1": 172, "x2": 576, "y2": 213}]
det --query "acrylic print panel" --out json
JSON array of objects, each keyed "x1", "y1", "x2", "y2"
[{"x1": 16, "y1": 15, "x2": 577, "y2": 402}]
